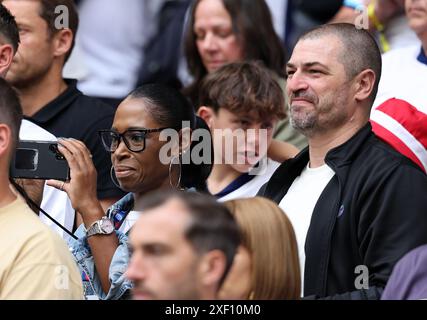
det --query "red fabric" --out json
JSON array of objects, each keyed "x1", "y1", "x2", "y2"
[
  {"x1": 376, "y1": 98, "x2": 427, "y2": 149},
  {"x1": 371, "y1": 120, "x2": 425, "y2": 172}
]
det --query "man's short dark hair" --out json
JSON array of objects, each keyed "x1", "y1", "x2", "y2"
[
  {"x1": 140, "y1": 190, "x2": 241, "y2": 286},
  {"x1": 0, "y1": 77, "x2": 22, "y2": 151},
  {"x1": 0, "y1": 3, "x2": 19, "y2": 52},
  {"x1": 38, "y1": 0, "x2": 79, "y2": 62},
  {"x1": 300, "y1": 23, "x2": 382, "y2": 104}
]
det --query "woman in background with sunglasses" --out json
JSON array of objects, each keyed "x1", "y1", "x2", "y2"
[{"x1": 48, "y1": 83, "x2": 212, "y2": 300}]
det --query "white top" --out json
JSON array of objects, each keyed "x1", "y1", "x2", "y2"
[
  {"x1": 265, "y1": 0, "x2": 288, "y2": 41},
  {"x1": 374, "y1": 45, "x2": 426, "y2": 110},
  {"x1": 75, "y1": 0, "x2": 164, "y2": 98},
  {"x1": 20, "y1": 120, "x2": 56, "y2": 141},
  {"x1": 19, "y1": 120, "x2": 75, "y2": 241},
  {"x1": 279, "y1": 162, "x2": 335, "y2": 294},
  {"x1": 217, "y1": 159, "x2": 281, "y2": 202},
  {"x1": 372, "y1": 45, "x2": 427, "y2": 172},
  {"x1": 385, "y1": 15, "x2": 420, "y2": 50}
]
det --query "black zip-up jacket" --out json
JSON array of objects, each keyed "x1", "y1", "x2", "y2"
[{"x1": 259, "y1": 123, "x2": 427, "y2": 299}]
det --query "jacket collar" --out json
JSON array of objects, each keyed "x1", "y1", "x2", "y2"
[
  {"x1": 324, "y1": 122, "x2": 373, "y2": 171},
  {"x1": 264, "y1": 122, "x2": 373, "y2": 202},
  {"x1": 107, "y1": 193, "x2": 135, "y2": 218},
  {"x1": 264, "y1": 148, "x2": 309, "y2": 203},
  {"x1": 295, "y1": 122, "x2": 373, "y2": 171}
]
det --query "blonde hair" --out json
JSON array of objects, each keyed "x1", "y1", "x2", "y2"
[{"x1": 224, "y1": 197, "x2": 301, "y2": 299}]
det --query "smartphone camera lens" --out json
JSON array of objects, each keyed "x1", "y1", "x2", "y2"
[
  {"x1": 50, "y1": 144, "x2": 65, "y2": 160},
  {"x1": 49, "y1": 144, "x2": 57, "y2": 153}
]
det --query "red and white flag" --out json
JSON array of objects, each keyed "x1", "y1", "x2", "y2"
[{"x1": 371, "y1": 98, "x2": 427, "y2": 173}]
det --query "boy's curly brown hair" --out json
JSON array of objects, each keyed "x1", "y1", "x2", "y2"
[{"x1": 198, "y1": 61, "x2": 287, "y2": 123}]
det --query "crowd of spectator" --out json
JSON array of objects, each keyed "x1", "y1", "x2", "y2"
[{"x1": 0, "y1": 0, "x2": 426, "y2": 301}]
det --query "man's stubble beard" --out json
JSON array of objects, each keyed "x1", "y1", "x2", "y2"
[
  {"x1": 290, "y1": 90, "x2": 350, "y2": 138},
  {"x1": 6, "y1": 59, "x2": 52, "y2": 91}
]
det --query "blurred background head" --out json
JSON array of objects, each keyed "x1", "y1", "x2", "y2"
[
  {"x1": 405, "y1": 0, "x2": 427, "y2": 37},
  {"x1": 221, "y1": 197, "x2": 300, "y2": 300},
  {"x1": 184, "y1": 0, "x2": 285, "y2": 104},
  {"x1": 3, "y1": 0, "x2": 78, "y2": 88},
  {"x1": 126, "y1": 190, "x2": 240, "y2": 300},
  {"x1": 0, "y1": 3, "x2": 19, "y2": 77}
]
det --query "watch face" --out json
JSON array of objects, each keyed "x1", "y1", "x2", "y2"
[{"x1": 101, "y1": 218, "x2": 114, "y2": 234}]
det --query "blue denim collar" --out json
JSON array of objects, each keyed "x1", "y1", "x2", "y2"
[{"x1": 107, "y1": 193, "x2": 135, "y2": 231}]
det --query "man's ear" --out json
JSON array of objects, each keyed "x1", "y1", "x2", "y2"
[
  {"x1": 52, "y1": 29, "x2": 73, "y2": 60},
  {"x1": 197, "y1": 106, "x2": 215, "y2": 129},
  {"x1": 0, "y1": 124, "x2": 13, "y2": 159},
  {"x1": 0, "y1": 44, "x2": 14, "y2": 77},
  {"x1": 198, "y1": 250, "x2": 227, "y2": 290},
  {"x1": 353, "y1": 69, "x2": 376, "y2": 103}
]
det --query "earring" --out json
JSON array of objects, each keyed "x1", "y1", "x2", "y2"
[
  {"x1": 110, "y1": 166, "x2": 122, "y2": 189},
  {"x1": 169, "y1": 155, "x2": 182, "y2": 189}
]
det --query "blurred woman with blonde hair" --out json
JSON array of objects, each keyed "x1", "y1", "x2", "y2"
[{"x1": 221, "y1": 197, "x2": 300, "y2": 300}]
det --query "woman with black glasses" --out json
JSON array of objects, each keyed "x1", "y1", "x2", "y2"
[{"x1": 47, "y1": 83, "x2": 212, "y2": 299}]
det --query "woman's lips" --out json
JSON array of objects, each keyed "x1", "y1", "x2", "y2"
[
  {"x1": 114, "y1": 166, "x2": 135, "y2": 178},
  {"x1": 206, "y1": 60, "x2": 225, "y2": 70}
]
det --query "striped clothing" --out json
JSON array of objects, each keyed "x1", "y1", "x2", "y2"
[{"x1": 371, "y1": 45, "x2": 427, "y2": 173}]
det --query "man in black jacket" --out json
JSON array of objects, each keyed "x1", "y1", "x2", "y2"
[{"x1": 259, "y1": 23, "x2": 427, "y2": 300}]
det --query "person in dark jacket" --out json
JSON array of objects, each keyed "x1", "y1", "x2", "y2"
[{"x1": 258, "y1": 23, "x2": 427, "y2": 300}]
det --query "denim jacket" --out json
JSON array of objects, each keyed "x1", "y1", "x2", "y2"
[{"x1": 68, "y1": 193, "x2": 135, "y2": 300}]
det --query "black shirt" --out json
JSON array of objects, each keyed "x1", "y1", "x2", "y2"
[{"x1": 27, "y1": 79, "x2": 126, "y2": 200}]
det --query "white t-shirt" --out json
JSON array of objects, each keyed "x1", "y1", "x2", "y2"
[
  {"x1": 372, "y1": 45, "x2": 427, "y2": 172},
  {"x1": 19, "y1": 120, "x2": 75, "y2": 240},
  {"x1": 217, "y1": 159, "x2": 281, "y2": 202},
  {"x1": 279, "y1": 162, "x2": 335, "y2": 294}
]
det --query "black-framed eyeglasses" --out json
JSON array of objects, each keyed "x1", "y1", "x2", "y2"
[{"x1": 98, "y1": 128, "x2": 169, "y2": 153}]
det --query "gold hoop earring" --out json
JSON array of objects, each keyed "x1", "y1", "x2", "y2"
[{"x1": 110, "y1": 166, "x2": 122, "y2": 189}]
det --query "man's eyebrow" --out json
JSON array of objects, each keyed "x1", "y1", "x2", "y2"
[
  {"x1": 286, "y1": 62, "x2": 329, "y2": 69},
  {"x1": 304, "y1": 62, "x2": 329, "y2": 69}
]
